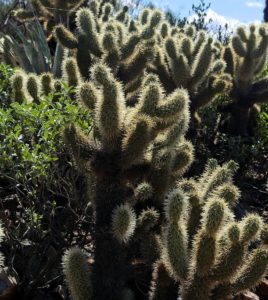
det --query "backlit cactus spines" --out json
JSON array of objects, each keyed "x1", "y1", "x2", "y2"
[
  {"x1": 62, "y1": 50, "x2": 193, "y2": 298},
  {"x1": 151, "y1": 25, "x2": 232, "y2": 125},
  {"x1": 211, "y1": 183, "x2": 241, "y2": 207},
  {"x1": 240, "y1": 214, "x2": 263, "y2": 243},
  {"x1": 212, "y1": 248, "x2": 268, "y2": 300},
  {"x1": 134, "y1": 182, "x2": 153, "y2": 203},
  {"x1": 64, "y1": 123, "x2": 97, "y2": 162},
  {"x1": 62, "y1": 57, "x2": 81, "y2": 88},
  {"x1": 150, "y1": 161, "x2": 268, "y2": 300},
  {"x1": 54, "y1": 25, "x2": 78, "y2": 49},
  {"x1": 55, "y1": 5, "x2": 162, "y2": 88},
  {"x1": 76, "y1": 8, "x2": 102, "y2": 57},
  {"x1": 122, "y1": 114, "x2": 153, "y2": 166},
  {"x1": 137, "y1": 208, "x2": 160, "y2": 232},
  {"x1": 223, "y1": 24, "x2": 268, "y2": 135},
  {"x1": 40, "y1": 73, "x2": 54, "y2": 96},
  {"x1": 93, "y1": 63, "x2": 125, "y2": 148},
  {"x1": 26, "y1": 74, "x2": 41, "y2": 104},
  {"x1": 163, "y1": 189, "x2": 188, "y2": 280},
  {"x1": 77, "y1": 81, "x2": 99, "y2": 111},
  {"x1": 10, "y1": 72, "x2": 27, "y2": 104},
  {"x1": 62, "y1": 248, "x2": 93, "y2": 300}
]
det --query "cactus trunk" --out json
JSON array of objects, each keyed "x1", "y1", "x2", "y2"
[
  {"x1": 228, "y1": 102, "x2": 251, "y2": 135},
  {"x1": 92, "y1": 171, "x2": 129, "y2": 300}
]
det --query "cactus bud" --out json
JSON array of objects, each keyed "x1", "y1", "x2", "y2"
[
  {"x1": 11, "y1": 72, "x2": 26, "y2": 103},
  {"x1": 134, "y1": 182, "x2": 153, "y2": 202},
  {"x1": 140, "y1": 9, "x2": 150, "y2": 25},
  {"x1": 232, "y1": 248, "x2": 268, "y2": 293},
  {"x1": 213, "y1": 184, "x2": 240, "y2": 207},
  {"x1": 137, "y1": 208, "x2": 160, "y2": 231},
  {"x1": 232, "y1": 36, "x2": 247, "y2": 57}
]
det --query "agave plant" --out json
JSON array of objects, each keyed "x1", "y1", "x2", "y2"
[{"x1": 0, "y1": 18, "x2": 64, "y2": 77}]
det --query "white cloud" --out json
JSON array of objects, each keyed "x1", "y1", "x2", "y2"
[
  {"x1": 245, "y1": 1, "x2": 264, "y2": 8},
  {"x1": 188, "y1": 8, "x2": 242, "y2": 32},
  {"x1": 206, "y1": 8, "x2": 241, "y2": 28}
]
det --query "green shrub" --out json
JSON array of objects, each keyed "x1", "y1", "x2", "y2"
[
  {"x1": 0, "y1": 81, "x2": 91, "y2": 197},
  {"x1": 0, "y1": 63, "x2": 13, "y2": 107}
]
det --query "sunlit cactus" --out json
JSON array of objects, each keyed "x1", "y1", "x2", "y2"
[
  {"x1": 10, "y1": 70, "x2": 59, "y2": 104},
  {"x1": 222, "y1": 24, "x2": 268, "y2": 135},
  {"x1": 150, "y1": 25, "x2": 232, "y2": 125},
  {"x1": 62, "y1": 60, "x2": 193, "y2": 299},
  {"x1": 55, "y1": 5, "x2": 163, "y2": 88},
  {"x1": 62, "y1": 57, "x2": 81, "y2": 88},
  {"x1": 26, "y1": 74, "x2": 41, "y2": 104},
  {"x1": 40, "y1": 73, "x2": 54, "y2": 96},
  {"x1": 150, "y1": 160, "x2": 268, "y2": 300},
  {"x1": 10, "y1": 72, "x2": 27, "y2": 104}
]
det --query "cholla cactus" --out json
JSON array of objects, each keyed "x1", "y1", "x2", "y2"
[
  {"x1": 10, "y1": 69, "x2": 64, "y2": 104},
  {"x1": 62, "y1": 60, "x2": 193, "y2": 299},
  {"x1": 150, "y1": 24, "x2": 232, "y2": 124},
  {"x1": 10, "y1": 72, "x2": 27, "y2": 104},
  {"x1": 150, "y1": 160, "x2": 268, "y2": 300},
  {"x1": 223, "y1": 24, "x2": 268, "y2": 135},
  {"x1": 55, "y1": 4, "x2": 163, "y2": 88}
]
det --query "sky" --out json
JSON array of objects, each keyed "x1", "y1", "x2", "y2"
[{"x1": 145, "y1": 0, "x2": 265, "y2": 27}]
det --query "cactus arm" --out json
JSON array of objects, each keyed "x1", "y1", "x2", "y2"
[
  {"x1": 62, "y1": 58, "x2": 81, "y2": 87},
  {"x1": 55, "y1": 25, "x2": 79, "y2": 49},
  {"x1": 62, "y1": 248, "x2": 93, "y2": 300},
  {"x1": 121, "y1": 115, "x2": 153, "y2": 167},
  {"x1": 154, "y1": 88, "x2": 189, "y2": 120},
  {"x1": 76, "y1": 8, "x2": 102, "y2": 57},
  {"x1": 64, "y1": 124, "x2": 97, "y2": 161},
  {"x1": 93, "y1": 64, "x2": 125, "y2": 148}
]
